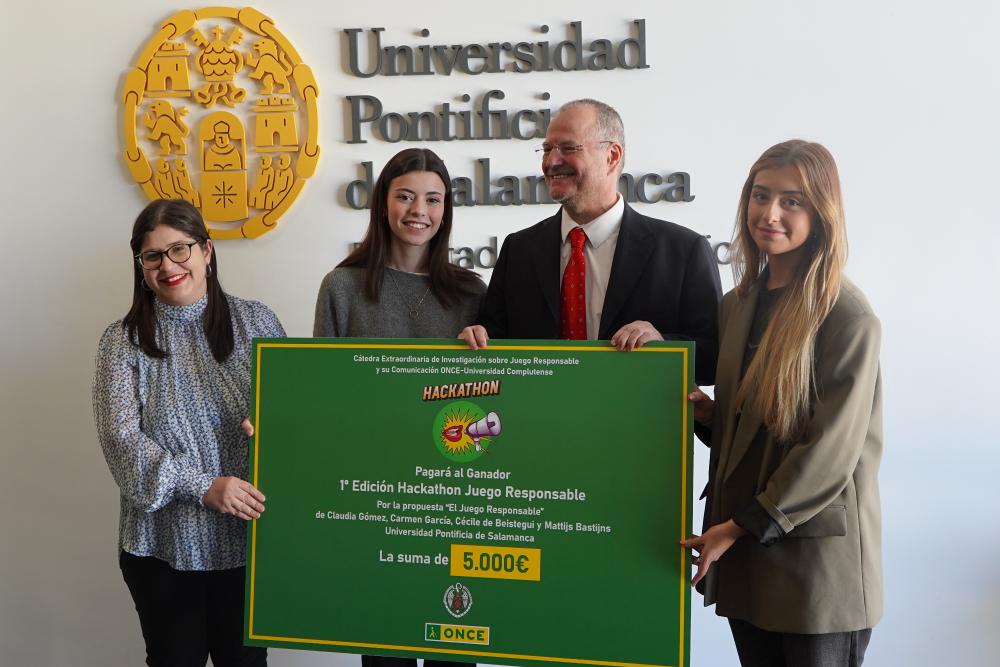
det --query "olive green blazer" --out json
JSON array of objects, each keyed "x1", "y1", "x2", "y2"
[{"x1": 701, "y1": 278, "x2": 883, "y2": 634}]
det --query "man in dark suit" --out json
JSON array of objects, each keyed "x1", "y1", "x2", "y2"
[{"x1": 459, "y1": 98, "x2": 722, "y2": 385}]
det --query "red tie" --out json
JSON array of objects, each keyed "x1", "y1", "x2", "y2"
[{"x1": 561, "y1": 226, "x2": 588, "y2": 340}]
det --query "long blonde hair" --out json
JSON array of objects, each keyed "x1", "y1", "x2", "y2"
[{"x1": 731, "y1": 140, "x2": 847, "y2": 442}]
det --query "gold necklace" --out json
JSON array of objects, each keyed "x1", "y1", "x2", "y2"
[{"x1": 386, "y1": 267, "x2": 431, "y2": 319}]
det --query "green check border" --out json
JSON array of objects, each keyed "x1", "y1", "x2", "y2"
[{"x1": 247, "y1": 341, "x2": 692, "y2": 667}]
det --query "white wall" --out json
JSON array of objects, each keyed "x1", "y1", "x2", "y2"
[{"x1": 3, "y1": 1, "x2": 998, "y2": 664}]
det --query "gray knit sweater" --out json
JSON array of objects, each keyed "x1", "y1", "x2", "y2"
[{"x1": 313, "y1": 266, "x2": 486, "y2": 338}]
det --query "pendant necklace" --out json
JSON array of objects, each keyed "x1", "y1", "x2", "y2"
[{"x1": 386, "y1": 267, "x2": 431, "y2": 319}]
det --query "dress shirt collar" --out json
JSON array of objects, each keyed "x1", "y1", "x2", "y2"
[{"x1": 559, "y1": 195, "x2": 625, "y2": 248}]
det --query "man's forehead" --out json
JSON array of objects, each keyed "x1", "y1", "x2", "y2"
[{"x1": 546, "y1": 106, "x2": 596, "y2": 141}]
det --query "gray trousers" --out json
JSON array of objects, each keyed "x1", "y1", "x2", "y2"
[{"x1": 729, "y1": 618, "x2": 872, "y2": 667}]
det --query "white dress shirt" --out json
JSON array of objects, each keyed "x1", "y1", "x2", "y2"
[{"x1": 559, "y1": 195, "x2": 625, "y2": 339}]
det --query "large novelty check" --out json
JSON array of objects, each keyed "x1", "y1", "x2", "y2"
[{"x1": 245, "y1": 339, "x2": 693, "y2": 667}]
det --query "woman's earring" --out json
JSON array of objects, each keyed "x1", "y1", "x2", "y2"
[
  {"x1": 207, "y1": 264, "x2": 213, "y2": 278},
  {"x1": 140, "y1": 277, "x2": 153, "y2": 292}
]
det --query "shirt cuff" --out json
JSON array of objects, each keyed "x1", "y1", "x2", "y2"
[
  {"x1": 179, "y1": 470, "x2": 216, "y2": 505},
  {"x1": 733, "y1": 497, "x2": 786, "y2": 546}
]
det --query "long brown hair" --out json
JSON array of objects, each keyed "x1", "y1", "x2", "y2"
[
  {"x1": 730, "y1": 140, "x2": 847, "y2": 442},
  {"x1": 338, "y1": 148, "x2": 480, "y2": 306},
  {"x1": 123, "y1": 199, "x2": 234, "y2": 363}
]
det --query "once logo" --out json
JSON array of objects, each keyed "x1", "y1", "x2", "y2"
[
  {"x1": 121, "y1": 7, "x2": 319, "y2": 239},
  {"x1": 424, "y1": 622, "x2": 490, "y2": 646}
]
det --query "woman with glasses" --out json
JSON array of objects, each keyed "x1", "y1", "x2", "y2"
[
  {"x1": 94, "y1": 198, "x2": 283, "y2": 666},
  {"x1": 313, "y1": 148, "x2": 483, "y2": 667},
  {"x1": 683, "y1": 141, "x2": 882, "y2": 666}
]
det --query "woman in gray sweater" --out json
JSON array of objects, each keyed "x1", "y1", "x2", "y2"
[
  {"x1": 313, "y1": 148, "x2": 483, "y2": 667},
  {"x1": 314, "y1": 148, "x2": 484, "y2": 339}
]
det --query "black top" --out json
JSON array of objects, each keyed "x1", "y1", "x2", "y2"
[{"x1": 732, "y1": 285, "x2": 787, "y2": 546}]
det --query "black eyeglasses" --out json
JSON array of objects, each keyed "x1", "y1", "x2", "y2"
[
  {"x1": 135, "y1": 241, "x2": 199, "y2": 269},
  {"x1": 535, "y1": 140, "x2": 613, "y2": 156}
]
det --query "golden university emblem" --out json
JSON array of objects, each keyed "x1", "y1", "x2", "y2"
[{"x1": 122, "y1": 8, "x2": 319, "y2": 239}]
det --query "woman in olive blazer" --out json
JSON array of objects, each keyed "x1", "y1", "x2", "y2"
[{"x1": 685, "y1": 141, "x2": 882, "y2": 666}]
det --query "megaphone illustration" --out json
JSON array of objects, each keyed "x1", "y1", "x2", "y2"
[{"x1": 465, "y1": 412, "x2": 501, "y2": 451}]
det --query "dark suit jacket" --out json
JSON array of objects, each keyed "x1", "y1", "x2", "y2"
[{"x1": 479, "y1": 203, "x2": 722, "y2": 385}]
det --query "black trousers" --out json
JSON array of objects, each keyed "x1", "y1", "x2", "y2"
[
  {"x1": 361, "y1": 657, "x2": 474, "y2": 667},
  {"x1": 729, "y1": 618, "x2": 871, "y2": 667},
  {"x1": 119, "y1": 551, "x2": 267, "y2": 667}
]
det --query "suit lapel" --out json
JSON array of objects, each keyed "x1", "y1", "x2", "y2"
[
  {"x1": 599, "y1": 205, "x2": 654, "y2": 338},
  {"x1": 528, "y1": 214, "x2": 562, "y2": 326},
  {"x1": 715, "y1": 284, "x2": 765, "y2": 486}
]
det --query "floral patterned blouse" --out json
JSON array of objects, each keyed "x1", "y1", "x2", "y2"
[{"x1": 93, "y1": 294, "x2": 284, "y2": 571}]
